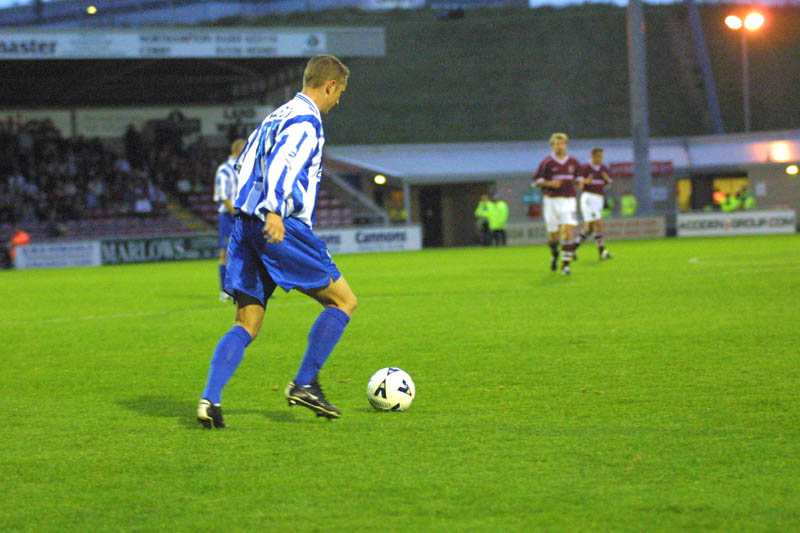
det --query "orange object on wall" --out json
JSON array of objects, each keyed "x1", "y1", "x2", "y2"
[{"x1": 9, "y1": 229, "x2": 30, "y2": 261}]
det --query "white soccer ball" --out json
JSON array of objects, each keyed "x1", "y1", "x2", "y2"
[{"x1": 366, "y1": 367, "x2": 415, "y2": 411}]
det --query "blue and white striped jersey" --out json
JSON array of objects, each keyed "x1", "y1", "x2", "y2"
[
  {"x1": 234, "y1": 93, "x2": 325, "y2": 228},
  {"x1": 213, "y1": 156, "x2": 238, "y2": 214}
]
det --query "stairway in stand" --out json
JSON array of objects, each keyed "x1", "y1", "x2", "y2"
[{"x1": 166, "y1": 201, "x2": 214, "y2": 233}]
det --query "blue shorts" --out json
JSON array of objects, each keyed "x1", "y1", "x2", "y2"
[
  {"x1": 219, "y1": 212, "x2": 234, "y2": 250},
  {"x1": 224, "y1": 215, "x2": 341, "y2": 305}
]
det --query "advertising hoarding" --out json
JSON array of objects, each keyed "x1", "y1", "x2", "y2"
[
  {"x1": 14, "y1": 241, "x2": 102, "y2": 269},
  {"x1": 676, "y1": 210, "x2": 796, "y2": 237}
]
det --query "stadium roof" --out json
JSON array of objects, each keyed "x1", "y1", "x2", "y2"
[
  {"x1": 325, "y1": 129, "x2": 800, "y2": 183},
  {"x1": 0, "y1": 0, "x2": 368, "y2": 27},
  {"x1": 0, "y1": 26, "x2": 384, "y2": 106}
]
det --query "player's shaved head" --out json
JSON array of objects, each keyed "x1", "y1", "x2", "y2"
[
  {"x1": 231, "y1": 138, "x2": 246, "y2": 157},
  {"x1": 303, "y1": 55, "x2": 350, "y2": 89},
  {"x1": 591, "y1": 147, "x2": 603, "y2": 155}
]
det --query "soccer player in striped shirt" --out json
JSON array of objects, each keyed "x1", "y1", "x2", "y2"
[
  {"x1": 575, "y1": 147, "x2": 613, "y2": 260},
  {"x1": 197, "y1": 55, "x2": 355, "y2": 427},
  {"x1": 213, "y1": 138, "x2": 246, "y2": 301}
]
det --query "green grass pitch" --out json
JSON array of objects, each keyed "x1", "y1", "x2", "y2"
[{"x1": 2, "y1": 234, "x2": 798, "y2": 531}]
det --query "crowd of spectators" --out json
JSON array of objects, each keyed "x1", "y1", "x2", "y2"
[{"x1": 0, "y1": 117, "x2": 219, "y2": 236}]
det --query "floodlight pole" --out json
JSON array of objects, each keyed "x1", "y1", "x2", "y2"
[
  {"x1": 685, "y1": 0, "x2": 725, "y2": 134},
  {"x1": 741, "y1": 30, "x2": 751, "y2": 133},
  {"x1": 627, "y1": 0, "x2": 654, "y2": 216}
]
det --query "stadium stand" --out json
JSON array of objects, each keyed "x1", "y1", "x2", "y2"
[
  {"x1": 0, "y1": 115, "x2": 387, "y2": 250},
  {"x1": 0, "y1": 117, "x2": 201, "y2": 243}
]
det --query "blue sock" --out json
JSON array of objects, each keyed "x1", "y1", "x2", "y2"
[
  {"x1": 294, "y1": 307, "x2": 350, "y2": 386},
  {"x1": 202, "y1": 325, "x2": 252, "y2": 404},
  {"x1": 218, "y1": 264, "x2": 227, "y2": 291}
]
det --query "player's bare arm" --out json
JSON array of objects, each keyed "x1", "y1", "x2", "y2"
[{"x1": 263, "y1": 212, "x2": 285, "y2": 243}]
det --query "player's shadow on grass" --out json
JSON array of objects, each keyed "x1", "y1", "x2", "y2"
[
  {"x1": 260, "y1": 409, "x2": 318, "y2": 424},
  {"x1": 116, "y1": 395, "x2": 225, "y2": 429},
  {"x1": 117, "y1": 396, "x2": 319, "y2": 427}
]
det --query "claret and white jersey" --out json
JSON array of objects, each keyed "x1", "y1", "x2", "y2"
[
  {"x1": 533, "y1": 153, "x2": 582, "y2": 198},
  {"x1": 534, "y1": 153, "x2": 580, "y2": 231},
  {"x1": 578, "y1": 163, "x2": 612, "y2": 196},
  {"x1": 234, "y1": 93, "x2": 325, "y2": 229},
  {"x1": 578, "y1": 163, "x2": 611, "y2": 223}
]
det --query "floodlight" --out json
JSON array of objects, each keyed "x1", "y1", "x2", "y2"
[
  {"x1": 744, "y1": 12, "x2": 765, "y2": 31},
  {"x1": 725, "y1": 15, "x2": 743, "y2": 30},
  {"x1": 770, "y1": 141, "x2": 794, "y2": 163}
]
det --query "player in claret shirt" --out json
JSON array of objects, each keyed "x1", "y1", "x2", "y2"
[
  {"x1": 532, "y1": 133, "x2": 581, "y2": 275},
  {"x1": 575, "y1": 147, "x2": 613, "y2": 260}
]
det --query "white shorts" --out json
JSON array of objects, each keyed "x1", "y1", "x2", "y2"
[
  {"x1": 542, "y1": 196, "x2": 578, "y2": 233},
  {"x1": 580, "y1": 192, "x2": 605, "y2": 223}
]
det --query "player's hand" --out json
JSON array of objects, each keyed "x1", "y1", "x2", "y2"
[
  {"x1": 550, "y1": 179, "x2": 562, "y2": 188},
  {"x1": 262, "y1": 212, "x2": 285, "y2": 244}
]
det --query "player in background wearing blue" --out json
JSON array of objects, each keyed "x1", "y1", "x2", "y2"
[
  {"x1": 197, "y1": 55, "x2": 355, "y2": 428},
  {"x1": 213, "y1": 138, "x2": 246, "y2": 301}
]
